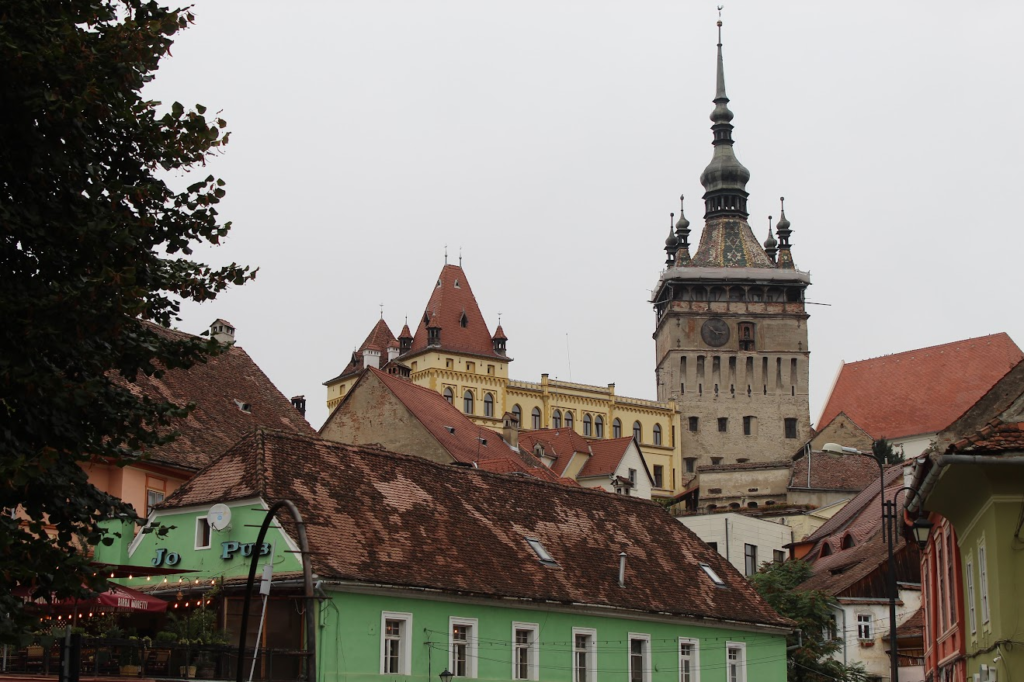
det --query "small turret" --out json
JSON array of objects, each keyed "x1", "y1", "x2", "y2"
[
  {"x1": 664, "y1": 213, "x2": 679, "y2": 267},
  {"x1": 673, "y1": 195, "x2": 692, "y2": 265},
  {"x1": 492, "y1": 324, "x2": 508, "y2": 355},
  {"x1": 398, "y1": 319, "x2": 413, "y2": 354},
  {"x1": 764, "y1": 216, "x2": 778, "y2": 264},
  {"x1": 775, "y1": 197, "x2": 795, "y2": 269},
  {"x1": 426, "y1": 312, "x2": 441, "y2": 347}
]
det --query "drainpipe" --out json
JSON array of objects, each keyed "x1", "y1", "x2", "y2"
[
  {"x1": 618, "y1": 552, "x2": 627, "y2": 587},
  {"x1": 724, "y1": 517, "x2": 730, "y2": 563}
]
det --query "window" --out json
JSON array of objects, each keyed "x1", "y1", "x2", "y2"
[
  {"x1": 946, "y1": 532, "x2": 956, "y2": 627},
  {"x1": 444, "y1": 387, "x2": 454, "y2": 404},
  {"x1": 773, "y1": 550, "x2": 785, "y2": 564},
  {"x1": 512, "y1": 623, "x2": 539, "y2": 680},
  {"x1": 195, "y1": 517, "x2": 211, "y2": 549},
  {"x1": 512, "y1": 404, "x2": 522, "y2": 425},
  {"x1": 572, "y1": 628, "x2": 595, "y2": 682},
  {"x1": 685, "y1": 458, "x2": 696, "y2": 473},
  {"x1": 707, "y1": 542, "x2": 718, "y2": 552},
  {"x1": 710, "y1": 457, "x2": 723, "y2": 465},
  {"x1": 717, "y1": 418, "x2": 727, "y2": 433},
  {"x1": 678, "y1": 639, "x2": 699, "y2": 682},
  {"x1": 784, "y1": 418, "x2": 798, "y2": 439},
  {"x1": 824, "y1": 613, "x2": 838, "y2": 641},
  {"x1": 726, "y1": 643, "x2": 745, "y2": 682},
  {"x1": 484, "y1": 393, "x2": 494, "y2": 417},
  {"x1": 583, "y1": 414, "x2": 592, "y2": 436},
  {"x1": 146, "y1": 489, "x2": 164, "y2": 517},
  {"x1": 700, "y1": 563, "x2": 725, "y2": 586},
  {"x1": 633, "y1": 421, "x2": 642, "y2": 442},
  {"x1": 565, "y1": 412, "x2": 574, "y2": 430},
  {"x1": 937, "y1": 534, "x2": 948, "y2": 629},
  {"x1": 449, "y1": 617, "x2": 478, "y2": 678},
  {"x1": 526, "y1": 537, "x2": 557, "y2": 566},
  {"x1": 595, "y1": 416, "x2": 604, "y2": 438},
  {"x1": 857, "y1": 614, "x2": 872, "y2": 640},
  {"x1": 463, "y1": 390, "x2": 474, "y2": 414},
  {"x1": 380, "y1": 612, "x2": 412, "y2": 675},
  {"x1": 653, "y1": 465, "x2": 664, "y2": 488},
  {"x1": 841, "y1": 534, "x2": 855, "y2": 550},
  {"x1": 966, "y1": 555, "x2": 977, "y2": 634},
  {"x1": 487, "y1": 365, "x2": 494, "y2": 375},
  {"x1": 531, "y1": 407, "x2": 541, "y2": 429},
  {"x1": 460, "y1": 313, "x2": 468, "y2": 328},
  {"x1": 742, "y1": 416, "x2": 754, "y2": 436},
  {"x1": 613, "y1": 419, "x2": 622, "y2": 438},
  {"x1": 653, "y1": 424, "x2": 662, "y2": 445},
  {"x1": 465, "y1": 361, "x2": 475, "y2": 373},
  {"x1": 628, "y1": 468, "x2": 637, "y2": 486},
  {"x1": 552, "y1": 410, "x2": 562, "y2": 429},
  {"x1": 738, "y1": 322, "x2": 755, "y2": 351},
  {"x1": 744, "y1": 544, "x2": 758, "y2": 576},
  {"x1": 978, "y1": 539, "x2": 990, "y2": 624},
  {"x1": 687, "y1": 416, "x2": 698, "y2": 432},
  {"x1": 628, "y1": 634, "x2": 650, "y2": 682}
]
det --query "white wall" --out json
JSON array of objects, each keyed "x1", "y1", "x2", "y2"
[
  {"x1": 831, "y1": 587, "x2": 922, "y2": 681},
  {"x1": 678, "y1": 513, "x2": 793, "y2": 576},
  {"x1": 892, "y1": 433, "x2": 935, "y2": 459}
]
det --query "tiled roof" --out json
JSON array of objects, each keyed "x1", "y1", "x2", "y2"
[
  {"x1": 162, "y1": 429, "x2": 790, "y2": 629},
  {"x1": 789, "y1": 451, "x2": 878, "y2": 492},
  {"x1": 348, "y1": 368, "x2": 565, "y2": 485},
  {"x1": 891, "y1": 607, "x2": 924, "y2": 639},
  {"x1": 697, "y1": 460, "x2": 791, "y2": 473},
  {"x1": 578, "y1": 437, "x2": 635, "y2": 478},
  {"x1": 325, "y1": 318, "x2": 397, "y2": 383},
  {"x1": 818, "y1": 334, "x2": 1023, "y2": 439},
  {"x1": 689, "y1": 217, "x2": 775, "y2": 268},
  {"x1": 804, "y1": 464, "x2": 904, "y2": 546},
  {"x1": 123, "y1": 324, "x2": 315, "y2": 471},
  {"x1": 948, "y1": 418, "x2": 1024, "y2": 454},
  {"x1": 517, "y1": 429, "x2": 594, "y2": 477},
  {"x1": 797, "y1": 532, "x2": 903, "y2": 597},
  {"x1": 408, "y1": 265, "x2": 504, "y2": 359}
]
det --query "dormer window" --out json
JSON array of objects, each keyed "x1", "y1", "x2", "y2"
[
  {"x1": 460, "y1": 312, "x2": 468, "y2": 328},
  {"x1": 526, "y1": 538, "x2": 557, "y2": 566},
  {"x1": 454, "y1": 279, "x2": 461, "y2": 289},
  {"x1": 699, "y1": 563, "x2": 725, "y2": 586},
  {"x1": 234, "y1": 399, "x2": 251, "y2": 413}
]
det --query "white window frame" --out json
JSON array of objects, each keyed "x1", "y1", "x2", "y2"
[
  {"x1": 856, "y1": 613, "x2": 873, "y2": 640},
  {"x1": 511, "y1": 622, "x2": 539, "y2": 681},
  {"x1": 571, "y1": 627, "x2": 597, "y2": 682},
  {"x1": 977, "y1": 538, "x2": 990, "y2": 625},
  {"x1": 678, "y1": 638, "x2": 700, "y2": 682},
  {"x1": 725, "y1": 642, "x2": 746, "y2": 682},
  {"x1": 449, "y1": 616, "x2": 478, "y2": 678},
  {"x1": 965, "y1": 553, "x2": 977, "y2": 635},
  {"x1": 380, "y1": 611, "x2": 413, "y2": 675},
  {"x1": 627, "y1": 633, "x2": 651, "y2": 682},
  {"x1": 194, "y1": 516, "x2": 212, "y2": 550}
]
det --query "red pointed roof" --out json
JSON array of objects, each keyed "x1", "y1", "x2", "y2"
[
  {"x1": 818, "y1": 333, "x2": 1023, "y2": 439},
  {"x1": 409, "y1": 265, "x2": 504, "y2": 359},
  {"x1": 398, "y1": 323, "x2": 413, "y2": 339},
  {"x1": 325, "y1": 318, "x2": 397, "y2": 383},
  {"x1": 492, "y1": 325, "x2": 507, "y2": 341}
]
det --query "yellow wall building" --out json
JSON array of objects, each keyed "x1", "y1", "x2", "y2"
[{"x1": 324, "y1": 264, "x2": 682, "y2": 496}]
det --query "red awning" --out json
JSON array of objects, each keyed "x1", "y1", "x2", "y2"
[{"x1": 30, "y1": 584, "x2": 168, "y2": 614}]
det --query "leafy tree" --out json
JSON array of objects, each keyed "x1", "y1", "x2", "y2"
[
  {"x1": 750, "y1": 560, "x2": 867, "y2": 682},
  {"x1": 872, "y1": 437, "x2": 905, "y2": 465},
  {"x1": 1, "y1": 0, "x2": 254, "y2": 641}
]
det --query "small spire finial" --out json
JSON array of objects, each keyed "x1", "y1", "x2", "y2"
[
  {"x1": 379, "y1": 303, "x2": 384, "y2": 319},
  {"x1": 498, "y1": 311, "x2": 502, "y2": 325},
  {"x1": 444, "y1": 244, "x2": 448, "y2": 264},
  {"x1": 717, "y1": 5, "x2": 723, "y2": 43},
  {"x1": 459, "y1": 247, "x2": 462, "y2": 267}
]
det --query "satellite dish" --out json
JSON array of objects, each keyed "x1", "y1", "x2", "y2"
[{"x1": 208, "y1": 504, "x2": 232, "y2": 531}]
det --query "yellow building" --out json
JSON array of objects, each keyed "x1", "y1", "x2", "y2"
[{"x1": 324, "y1": 263, "x2": 682, "y2": 496}]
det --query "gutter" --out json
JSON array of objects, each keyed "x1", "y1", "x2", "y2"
[{"x1": 909, "y1": 454, "x2": 1024, "y2": 512}]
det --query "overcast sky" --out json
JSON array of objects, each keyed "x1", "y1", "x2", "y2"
[{"x1": 148, "y1": 1, "x2": 1024, "y2": 431}]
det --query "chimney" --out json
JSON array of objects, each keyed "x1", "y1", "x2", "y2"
[
  {"x1": 387, "y1": 343, "x2": 400, "y2": 363},
  {"x1": 291, "y1": 395, "x2": 306, "y2": 416},
  {"x1": 362, "y1": 348, "x2": 381, "y2": 369},
  {"x1": 618, "y1": 551, "x2": 627, "y2": 587},
  {"x1": 209, "y1": 319, "x2": 236, "y2": 346},
  {"x1": 502, "y1": 412, "x2": 519, "y2": 449}
]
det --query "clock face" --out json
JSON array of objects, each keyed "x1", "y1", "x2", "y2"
[{"x1": 701, "y1": 318, "x2": 730, "y2": 347}]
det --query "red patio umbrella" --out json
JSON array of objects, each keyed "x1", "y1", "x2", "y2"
[{"x1": 83, "y1": 584, "x2": 168, "y2": 614}]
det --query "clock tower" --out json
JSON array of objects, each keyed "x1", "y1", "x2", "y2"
[{"x1": 652, "y1": 20, "x2": 811, "y2": 474}]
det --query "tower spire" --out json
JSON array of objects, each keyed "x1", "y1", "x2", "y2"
[
  {"x1": 673, "y1": 195, "x2": 692, "y2": 265},
  {"x1": 764, "y1": 215, "x2": 778, "y2": 264},
  {"x1": 774, "y1": 197, "x2": 795, "y2": 269},
  {"x1": 700, "y1": 11, "x2": 751, "y2": 220},
  {"x1": 664, "y1": 213, "x2": 679, "y2": 266}
]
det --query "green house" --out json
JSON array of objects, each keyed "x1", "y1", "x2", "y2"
[{"x1": 104, "y1": 429, "x2": 790, "y2": 682}]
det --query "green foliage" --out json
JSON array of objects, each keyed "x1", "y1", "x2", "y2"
[
  {"x1": 750, "y1": 560, "x2": 868, "y2": 682},
  {"x1": 0, "y1": 0, "x2": 254, "y2": 642},
  {"x1": 872, "y1": 438, "x2": 905, "y2": 465}
]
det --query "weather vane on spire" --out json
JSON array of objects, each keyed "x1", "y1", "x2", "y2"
[
  {"x1": 379, "y1": 303, "x2": 384, "y2": 319},
  {"x1": 458, "y1": 247, "x2": 462, "y2": 267},
  {"x1": 717, "y1": 5, "x2": 724, "y2": 41}
]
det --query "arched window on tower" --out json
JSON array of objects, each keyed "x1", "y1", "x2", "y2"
[
  {"x1": 531, "y1": 407, "x2": 541, "y2": 429},
  {"x1": 633, "y1": 421, "x2": 642, "y2": 443},
  {"x1": 564, "y1": 411, "x2": 574, "y2": 430},
  {"x1": 653, "y1": 424, "x2": 662, "y2": 446},
  {"x1": 583, "y1": 414, "x2": 592, "y2": 436},
  {"x1": 595, "y1": 416, "x2": 604, "y2": 438},
  {"x1": 511, "y1": 404, "x2": 522, "y2": 425},
  {"x1": 483, "y1": 393, "x2": 494, "y2": 418},
  {"x1": 552, "y1": 410, "x2": 562, "y2": 429},
  {"x1": 443, "y1": 387, "x2": 454, "y2": 404},
  {"x1": 612, "y1": 419, "x2": 622, "y2": 438},
  {"x1": 463, "y1": 390, "x2": 474, "y2": 415}
]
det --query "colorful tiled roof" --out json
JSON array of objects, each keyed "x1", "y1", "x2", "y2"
[
  {"x1": 689, "y1": 217, "x2": 775, "y2": 268},
  {"x1": 162, "y1": 429, "x2": 790, "y2": 628},
  {"x1": 517, "y1": 429, "x2": 594, "y2": 477},
  {"x1": 123, "y1": 324, "x2": 315, "y2": 471},
  {"x1": 818, "y1": 334, "x2": 1023, "y2": 439},
  {"x1": 789, "y1": 451, "x2": 879, "y2": 492},
  {"x1": 408, "y1": 265, "x2": 504, "y2": 359},
  {"x1": 948, "y1": 418, "x2": 1024, "y2": 454}
]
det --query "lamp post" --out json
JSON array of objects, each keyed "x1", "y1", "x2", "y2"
[
  {"x1": 439, "y1": 669, "x2": 454, "y2": 682},
  {"x1": 822, "y1": 444, "x2": 933, "y2": 682}
]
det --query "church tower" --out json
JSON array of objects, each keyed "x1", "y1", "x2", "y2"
[{"x1": 653, "y1": 19, "x2": 812, "y2": 472}]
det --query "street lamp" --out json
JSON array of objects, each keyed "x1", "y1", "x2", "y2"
[
  {"x1": 822, "y1": 443, "x2": 929, "y2": 682},
  {"x1": 439, "y1": 670, "x2": 455, "y2": 682}
]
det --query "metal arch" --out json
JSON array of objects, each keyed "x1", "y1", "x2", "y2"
[{"x1": 235, "y1": 499, "x2": 315, "y2": 682}]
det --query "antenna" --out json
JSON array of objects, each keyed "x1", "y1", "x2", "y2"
[{"x1": 208, "y1": 504, "x2": 232, "y2": 531}]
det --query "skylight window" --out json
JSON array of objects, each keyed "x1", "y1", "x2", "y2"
[
  {"x1": 526, "y1": 538, "x2": 557, "y2": 566},
  {"x1": 699, "y1": 563, "x2": 725, "y2": 586}
]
